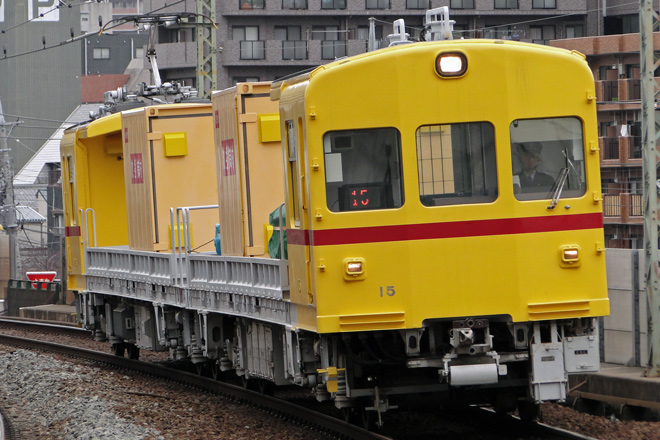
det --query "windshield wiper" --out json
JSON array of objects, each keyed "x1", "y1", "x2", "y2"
[{"x1": 547, "y1": 167, "x2": 570, "y2": 210}]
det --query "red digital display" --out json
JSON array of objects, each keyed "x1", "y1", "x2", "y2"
[{"x1": 348, "y1": 186, "x2": 382, "y2": 211}]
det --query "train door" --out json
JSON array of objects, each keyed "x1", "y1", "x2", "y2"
[{"x1": 285, "y1": 118, "x2": 313, "y2": 306}]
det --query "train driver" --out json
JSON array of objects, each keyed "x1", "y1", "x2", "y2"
[{"x1": 515, "y1": 142, "x2": 555, "y2": 193}]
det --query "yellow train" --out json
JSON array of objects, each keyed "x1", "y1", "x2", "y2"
[{"x1": 62, "y1": 40, "x2": 608, "y2": 426}]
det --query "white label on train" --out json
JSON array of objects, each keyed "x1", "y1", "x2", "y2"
[{"x1": 28, "y1": 0, "x2": 59, "y2": 22}]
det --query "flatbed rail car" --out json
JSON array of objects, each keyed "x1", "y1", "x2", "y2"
[{"x1": 69, "y1": 42, "x2": 608, "y2": 427}]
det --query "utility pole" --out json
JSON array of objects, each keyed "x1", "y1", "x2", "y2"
[
  {"x1": 640, "y1": 0, "x2": 660, "y2": 377},
  {"x1": 196, "y1": 0, "x2": 217, "y2": 98},
  {"x1": 0, "y1": 98, "x2": 21, "y2": 280}
]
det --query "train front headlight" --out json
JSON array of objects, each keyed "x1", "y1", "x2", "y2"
[{"x1": 435, "y1": 52, "x2": 467, "y2": 78}]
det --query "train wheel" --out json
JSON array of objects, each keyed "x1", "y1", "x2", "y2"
[
  {"x1": 360, "y1": 404, "x2": 375, "y2": 431},
  {"x1": 341, "y1": 408, "x2": 358, "y2": 425},
  {"x1": 111, "y1": 343, "x2": 125, "y2": 357},
  {"x1": 518, "y1": 400, "x2": 541, "y2": 423},
  {"x1": 257, "y1": 379, "x2": 275, "y2": 396},
  {"x1": 241, "y1": 376, "x2": 249, "y2": 389},
  {"x1": 211, "y1": 363, "x2": 222, "y2": 381},
  {"x1": 195, "y1": 363, "x2": 207, "y2": 376},
  {"x1": 126, "y1": 344, "x2": 140, "y2": 360}
]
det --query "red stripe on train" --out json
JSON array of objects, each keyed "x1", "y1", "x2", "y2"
[{"x1": 286, "y1": 213, "x2": 603, "y2": 246}]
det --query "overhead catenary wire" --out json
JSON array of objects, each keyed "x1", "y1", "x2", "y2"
[{"x1": 0, "y1": 0, "x2": 190, "y2": 61}]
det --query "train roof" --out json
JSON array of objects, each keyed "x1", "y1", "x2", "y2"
[{"x1": 271, "y1": 39, "x2": 586, "y2": 100}]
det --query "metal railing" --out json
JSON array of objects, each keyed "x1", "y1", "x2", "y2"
[
  {"x1": 170, "y1": 205, "x2": 219, "y2": 286},
  {"x1": 603, "y1": 193, "x2": 643, "y2": 217}
]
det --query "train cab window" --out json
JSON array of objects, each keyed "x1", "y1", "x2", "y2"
[
  {"x1": 416, "y1": 122, "x2": 497, "y2": 206},
  {"x1": 324, "y1": 128, "x2": 404, "y2": 212},
  {"x1": 511, "y1": 117, "x2": 586, "y2": 201}
]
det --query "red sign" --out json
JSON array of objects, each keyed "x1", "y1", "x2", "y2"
[
  {"x1": 214, "y1": 110, "x2": 220, "y2": 129},
  {"x1": 130, "y1": 153, "x2": 144, "y2": 184},
  {"x1": 222, "y1": 139, "x2": 236, "y2": 176},
  {"x1": 26, "y1": 271, "x2": 57, "y2": 289},
  {"x1": 124, "y1": 127, "x2": 129, "y2": 143}
]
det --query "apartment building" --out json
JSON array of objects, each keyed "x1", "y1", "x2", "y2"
[
  {"x1": 552, "y1": 33, "x2": 660, "y2": 249},
  {"x1": 213, "y1": 0, "x2": 592, "y2": 88}
]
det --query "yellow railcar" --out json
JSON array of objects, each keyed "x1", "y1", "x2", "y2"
[
  {"x1": 273, "y1": 39, "x2": 608, "y2": 419},
  {"x1": 67, "y1": 44, "x2": 608, "y2": 427},
  {"x1": 61, "y1": 113, "x2": 126, "y2": 292}
]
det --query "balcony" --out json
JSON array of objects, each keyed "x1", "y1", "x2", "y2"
[
  {"x1": 600, "y1": 136, "x2": 642, "y2": 164},
  {"x1": 596, "y1": 79, "x2": 642, "y2": 104},
  {"x1": 603, "y1": 193, "x2": 643, "y2": 223}
]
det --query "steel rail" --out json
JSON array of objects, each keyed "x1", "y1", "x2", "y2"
[{"x1": 0, "y1": 333, "x2": 390, "y2": 440}]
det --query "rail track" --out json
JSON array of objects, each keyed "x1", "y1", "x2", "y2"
[{"x1": 0, "y1": 318, "x2": 599, "y2": 440}]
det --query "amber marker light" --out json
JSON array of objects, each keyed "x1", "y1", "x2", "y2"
[
  {"x1": 343, "y1": 258, "x2": 366, "y2": 280},
  {"x1": 435, "y1": 52, "x2": 467, "y2": 78},
  {"x1": 347, "y1": 261, "x2": 363, "y2": 274},
  {"x1": 560, "y1": 245, "x2": 580, "y2": 267}
]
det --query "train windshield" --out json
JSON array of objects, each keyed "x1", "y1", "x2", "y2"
[
  {"x1": 511, "y1": 117, "x2": 586, "y2": 201},
  {"x1": 416, "y1": 122, "x2": 498, "y2": 206},
  {"x1": 323, "y1": 128, "x2": 404, "y2": 212}
]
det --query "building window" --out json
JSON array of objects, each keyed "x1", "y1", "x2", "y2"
[
  {"x1": 565, "y1": 24, "x2": 584, "y2": 38},
  {"x1": 313, "y1": 26, "x2": 347, "y2": 59},
  {"x1": 233, "y1": 76, "x2": 260, "y2": 85},
  {"x1": 321, "y1": 0, "x2": 346, "y2": 8},
  {"x1": 532, "y1": 0, "x2": 555, "y2": 8},
  {"x1": 276, "y1": 26, "x2": 307, "y2": 60},
  {"x1": 530, "y1": 25, "x2": 555, "y2": 45},
  {"x1": 357, "y1": 25, "x2": 383, "y2": 40},
  {"x1": 283, "y1": 0, "x2": 307, "y2": 8},
  {"x1": 135, "y1": 47, "x2": 144, "y2": 60},
  {"x1": 366, "y1": 0, "x2": 389, "y2": 8},
  {"x1": 406, "y1": 0, "x2": 429, "y2": 8},
  {"x1": 233, "y1": 26, "x2": 265, "y2": 60},
  {"x1": 357, "y1": 25, "x2": 383, "y2": 50},
  {"x1": 622, "y1": 15, "x2": 639, "y2": 33},
  {"x1": 93, "y1": 48, "x2": 110, "y2": 59},
  {"x1": 417, "y1": 123, "x2": 497, "y2": 206},
  {"x1": 240, "y1": 0, "x2": 265, "y2": 9},
  {"x1": 450, "y1": 0, "x2": 475, "y2": 9},
  {"x1": 494, "y1": 0, "x2": 518, "y2": 9}
]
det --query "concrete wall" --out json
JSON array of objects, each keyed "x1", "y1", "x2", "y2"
[{"x1": 604, "y1": 248, "x2": 648, "y2": 366}]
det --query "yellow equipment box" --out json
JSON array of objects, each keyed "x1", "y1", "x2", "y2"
[
  {"x1": 122, "y1": 104, "x2": 218, "y2": 252},
  {"x1": 212, "y1": 82, "x2": 284, "y2": 257}
]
